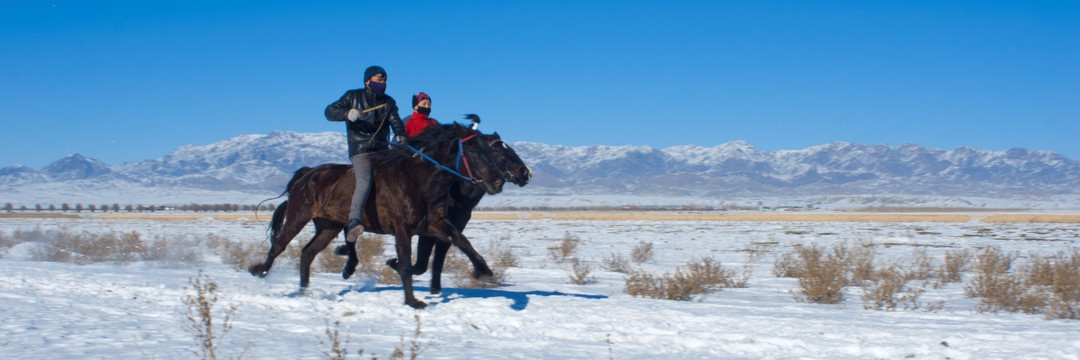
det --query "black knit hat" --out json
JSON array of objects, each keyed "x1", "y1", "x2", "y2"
[
  {"x1": 412, "y1": 92, "x2": 431, "y2": 108},
  {"x1": 363, "y1": 66, "x2": 386, "y2": 83}
]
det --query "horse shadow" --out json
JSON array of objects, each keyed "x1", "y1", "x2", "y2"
[{"x1": 340, "y1": 285, "x2": 607, "y2": 311}]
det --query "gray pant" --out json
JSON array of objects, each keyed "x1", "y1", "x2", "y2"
[{"x1": 349, "y1": 153, "x2": 373, "y2": 225}]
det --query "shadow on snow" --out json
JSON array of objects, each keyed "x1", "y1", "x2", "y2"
[{"x1": 339, "y1": 285, "x2": 608, "y2": 311}]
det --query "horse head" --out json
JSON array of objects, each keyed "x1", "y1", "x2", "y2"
[
  {"x1": 445, "y1": 123, "x2": 505, "y2": 195},
  {"x1": 482, "y1": 131, "x2": 531, "y2": 187}
]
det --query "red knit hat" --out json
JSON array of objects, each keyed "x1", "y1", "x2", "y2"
[{"x1": 412, "y1": 92, "x2": 431, "y2": 108}]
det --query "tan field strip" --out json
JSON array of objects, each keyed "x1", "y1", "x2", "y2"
[{"x1": 4, "y1": 212, "x2": 1080, "y2": 223}]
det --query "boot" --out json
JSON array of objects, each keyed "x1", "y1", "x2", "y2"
[{"x1": 345, "y1": 218, "x2": 364, "y2": 243}]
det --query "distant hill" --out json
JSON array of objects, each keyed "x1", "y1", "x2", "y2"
[{"x1": 3, "y1": 130, "x2": 1079, "y2": 206}]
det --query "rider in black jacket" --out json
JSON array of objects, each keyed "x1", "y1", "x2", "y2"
[{"x1": 324, "y1": 65, "x2": 406, "y2": 247}]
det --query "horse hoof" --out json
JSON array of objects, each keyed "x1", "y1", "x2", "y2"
[
  {"x1": 429, "y1": 286, "x2": 442, "y2": 295},
  {"x1": 342, "y1": 259, "x2": 358, "y2": 279},
  {"x1": 407, "y1": 300, "x2": 428, "y2": 309},
  {"x1": 248, "y1": 264, "x2": 268, "y2": 278},
  {"x1": 473, "y1": 270, "x2": 496, "y2": 283}
]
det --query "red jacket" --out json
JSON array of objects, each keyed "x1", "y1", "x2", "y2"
[{"x1": 404, "y1": 112, "x2": 438, "y2": 137}]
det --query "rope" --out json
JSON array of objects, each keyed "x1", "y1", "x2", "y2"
[{"x1": 394, "y1": 139, "x2": 478, "y2": 183}]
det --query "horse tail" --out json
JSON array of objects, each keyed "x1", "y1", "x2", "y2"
[
  {"x1": 267, "y1": 199, "x2": 288, "y2": 244},
  {"x1": 259, "y1": 166, "x2": 312, "y2": 241}
]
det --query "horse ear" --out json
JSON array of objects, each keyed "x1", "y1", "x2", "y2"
[{"x1": 492, "y1": 131, "x2": 501, "y2": 139}]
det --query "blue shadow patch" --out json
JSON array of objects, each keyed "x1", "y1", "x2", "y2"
[{"x1": 340, "y1": 286, "x2": 607, "y2": 311}]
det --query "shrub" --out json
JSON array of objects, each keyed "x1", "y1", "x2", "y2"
[
  {"x1": 790, "y1": 244, "x2": 848, "y2": 304},
  {"x1": 964, "y1": 247, "x2": 1044, "y2": 314},
  {"x1": 568, "y1": 258, "x2": 597, "y2": 285},
  {"x1": 181, "y1": 271, "x2": 241, "y2": 360},
  {"x1": 860, "y1": 265, "x2": 928, "y2": 311},
  {"x1": 602, "y1": 252, "x2": 631, "y2": 273},
  {"x1": 548, "y1": 233, "x2": 581, "y2": 261},
  {"x1": 937, "y1": 248, "x2": 971, "y2": 285},
  {"x1": 625, "y1": 258, "x2": 742, "y2": 301},
  {"x1": 630, "y1": 241, "x2": 654, "y2": 263}
]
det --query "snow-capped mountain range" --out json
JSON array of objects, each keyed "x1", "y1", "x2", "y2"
[{"x1": 2, "y1": 131, "x2": 1079, "y2": 206}]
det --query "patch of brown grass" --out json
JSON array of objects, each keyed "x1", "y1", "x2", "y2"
[
  {"x1": 625, "y1": 258, "x2": 744, "y2": 301},
  {"x1": 630, "y1": 241, "x2": 654, "y2": 263},
  {"x1": 548, "y1": 233, "x2": 581, "y2": 261}
]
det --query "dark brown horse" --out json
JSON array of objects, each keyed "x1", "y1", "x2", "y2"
[
  {"x1": 248, "y1": 123, "x2": 505, "y2": 308},
  {"x1": 388, "y1": 133, "x2": 531, "y2": 295}
]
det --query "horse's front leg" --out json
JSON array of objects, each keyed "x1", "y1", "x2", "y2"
[
  {"x1": 393, "y1": 232, "x2": 427, "y2": 309},
  {"x1": 428, "y1": 218, "x2": 494, "y2": 282}
]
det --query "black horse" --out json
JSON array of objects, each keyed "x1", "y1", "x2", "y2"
[
  {"x1": 248, "y1": 123, "x2": 505, "y2": 308},
  {"x1": 386, "y1": 133, "x2": 531, "y2": 294}
]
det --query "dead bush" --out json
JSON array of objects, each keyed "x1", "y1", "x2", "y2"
[
  {"x1": 790, "y1": 244, "x2": 848, "y2": 304},
  {"x1": 625, "y1": 258, "x2": 742, "y2": 301},
  {"x1": 904, "y1": 248, "x2": 936, "y2": 282},
  {"x1": 630, "y1": 241, "x2": 654, "y2": 263},
  {"x1": 181, "y1": 271, "x2": 241, "y2": 360},
  {"x1": 1032, "y1": 249, "x2": 1080, "y2": 319},
  {"x1": 964, "y1": 247, "x2": 1044, "y2": 314},
  {"x1": 937, "y1": 249, "x2": 971, "y2": 284},
  {"x1": 773, "y1": 251, "x2": 801, "y2": 278},
  {"x1": 860, "y1": 265, "x2": 928, "y2": 311},
  {"x1": 568, "y1": 258, "x2": 597, "y2": 285},
  {"x1": 602, "y1": 252, "x2": 632, "y2": 273},
  {"x1": 548, "y1": 233, "x2": 581, "y2": 261}
]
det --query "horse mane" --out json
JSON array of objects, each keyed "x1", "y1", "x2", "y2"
[{"x1": 369, "y1": 122, "x2": 468, "y2": 168}]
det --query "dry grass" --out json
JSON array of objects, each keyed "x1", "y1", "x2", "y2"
[
  {"x1": 964, "y1": 247, "x2": 1046, "y2": 315},
  {"x1": 567, "y1": 258, "x2": 597, "y2": 285},
  {"x1": 937, "y1": 249, "x2": 972, "y2": 285},
  {"x1": 860, "y1": 265, "x2": 929, "y2": 311},
  {"x1": 602, "y1": 252, "x2": 631, "y2": 273},
  {"x1": 625, "y1": 258, "x2": 745, "y2": 301},
  {"x1": 446, "y1": 240, "x2": 516, "y2": 288},
  {"x1": 548, "y1": 233, "x2": 581, "y2": 261},
  {"x1": 320, "y1": 314, "x2": 428, "y2": 360},
  {"x1": 181, "y1": 271, "x2": 242, "y2": 360},
  {"x1": 788, "y1": 244, "x2": 849, "y2": 304},
  {"x1": 631, "y1": 241, "x2": 654, "y2": 263}
]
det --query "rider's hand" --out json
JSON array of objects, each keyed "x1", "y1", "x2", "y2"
[
  {"x1": 395, "y1": 135, "x2": 407, "y2": 144},
  {"x1": 347, "y1": 109, "x2": 360, "y2": 122}
]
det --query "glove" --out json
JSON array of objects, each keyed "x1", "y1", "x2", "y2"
[
  {"x1": 395, "y1": 135, "x2": 407, "y2": 144},
  {"x1": 346, "y1": 108, "x2": 360, "y2": 122}
]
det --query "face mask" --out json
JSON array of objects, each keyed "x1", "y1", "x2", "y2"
[
  {"x1": 367, "y1": 81, "x2": 386, "y2": 95},
  {"x1": 417, "y1": 106, "x2": 431, "y2": 115}
]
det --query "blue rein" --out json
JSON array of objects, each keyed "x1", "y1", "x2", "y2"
[{"x1": 392, "y1": 138, "x2": 478, "y2": 183}]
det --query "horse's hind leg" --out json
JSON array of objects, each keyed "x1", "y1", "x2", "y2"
[
  {"x1": 299, "y1": 218, "x2": 345, "y2": 288},
  {"x1": 249, "y1": 212, "x2": 312, "y2": 278}
]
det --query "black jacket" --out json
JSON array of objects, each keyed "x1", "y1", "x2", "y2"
[{"x1": 325, "y1": 88, "x2": 405, "y2": 157}]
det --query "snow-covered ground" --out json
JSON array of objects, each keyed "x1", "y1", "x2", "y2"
[{"x1": 2, "y1": 215, "x2": 1079, "y2": 359}]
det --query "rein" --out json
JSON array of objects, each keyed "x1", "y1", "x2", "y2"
[{"x1": 394, "y1": 134, "x2": 481, "y2": 183}]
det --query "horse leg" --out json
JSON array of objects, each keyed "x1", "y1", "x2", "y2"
[
  {"x1": 248, "y1": 212, "x2": 311, "y2": 278},
  {"x1": 428, "y1": 241, "x2": 451, "y2": 294},
  {"x1": 411, "y1": 235, "x2": 436, "y2": 275},
  {"x1": 394, "y1": 232, "x2": 427, "y2": 309},
  {"x1": 337, "y1": 236, "x2": 361, "y2": 280},
  {"x1": 299, "y1": 219, "x2": 344, "y2": 288},
  {"x1": 428, "y1": 219, "x2": 494, "y2": 282}
]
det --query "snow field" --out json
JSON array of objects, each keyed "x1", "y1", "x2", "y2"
[{"x1": 2, "y1": 215, "x2": 1080, "y2": 359}]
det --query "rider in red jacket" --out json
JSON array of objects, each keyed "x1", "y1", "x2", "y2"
[{"x1": 404, "y1": 92, "x2": 438, "y2": 137}]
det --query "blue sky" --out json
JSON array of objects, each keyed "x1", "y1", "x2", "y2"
[{"x1": 2, "y1": 1, "x2": 1077, "y2": 168}]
